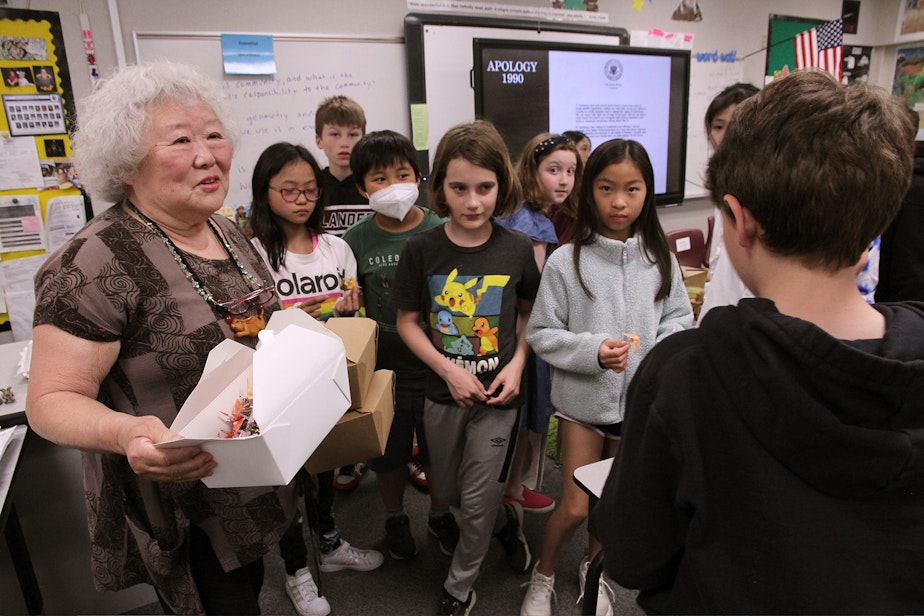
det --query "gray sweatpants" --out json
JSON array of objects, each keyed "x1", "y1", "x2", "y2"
[{"x1": 424, "y1": 399, "x2": 519, "y2": 602}]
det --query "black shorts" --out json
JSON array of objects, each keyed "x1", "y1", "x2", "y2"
[
  {"x1": 555, "y1": 411, "x2": 622, "y2": 439},
  {"x1": 366, "y1": 378, "x2": 429, "y2": 473}
]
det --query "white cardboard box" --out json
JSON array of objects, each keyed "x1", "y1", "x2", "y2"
[{"x1": 157, "y1": 309, "x2": 351, "y2": 488}]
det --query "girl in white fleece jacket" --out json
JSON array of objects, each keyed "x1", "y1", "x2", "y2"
[{"x1": 520, "y1": 139, "x2": 692, "y2": 616}]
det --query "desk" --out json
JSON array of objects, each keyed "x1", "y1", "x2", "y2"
[
  {"x1": 573, "y1": 457, "x2": 615, "y2": 616},
  {"x1": 573, "y1": 458, "x2": 613, "y2": 500},
  {"x1": 1, "y1": 424, "x2": 42, "y2": 614}
]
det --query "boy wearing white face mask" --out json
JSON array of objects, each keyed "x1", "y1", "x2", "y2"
[{"x1": 342, "y1": 130, "x2": 458, "y2": 561}]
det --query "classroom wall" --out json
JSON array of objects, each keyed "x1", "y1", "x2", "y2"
[
  {"x1": 12, "y1": 1, "x2": 911, "y2": 216},
  {"x1": 8, "y1": 0, "x2": 909, "y2": 235},
  {"x1": 0, "y1": 1, "x2": 911, "y2": 613}
]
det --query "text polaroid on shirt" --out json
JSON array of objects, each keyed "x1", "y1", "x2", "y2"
[{"x1": 156, "y1": 309, "x2": 351, "y2": 488}]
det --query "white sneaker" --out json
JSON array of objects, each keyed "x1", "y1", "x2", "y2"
[
  {"x1": 319, "y1": 539, "x2": 385, "y2": 572},
  {"x1": 520, "y1": 563, "x2": 556, "y2": 616},
  {"x1": 577, "y1": 557, "x2": 614, "y2": 616},
  {"x1": 285, "y1": 566, "x2": 331, "y2": 616}
]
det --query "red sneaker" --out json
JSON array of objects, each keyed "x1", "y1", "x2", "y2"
[
  {"x1": 334, "y1": 462, "x2": 366, "y2": 492},
  {"x1": 408, "y1": 446, "x2": 428, "y2": 492},
  {"x1": 504, "y1": 486, "x2": 555, "y2": 513}
]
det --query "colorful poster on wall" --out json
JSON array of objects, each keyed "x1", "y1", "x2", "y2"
[
  {"x1": 893, "y1": 46, "x2": 924, "y2": 107},
  {"x1": 0, "y1": 7, "x2": 85, "y2": 335},
  {"x1": 896, "y1": 1, "x2": 924, "y2": 44},
  {"x1": 551, "y1": 1, "x2": 600, "y2": 10},
  {"x1": 893, "y1": 45, "x2": 924, "y2": 140}
]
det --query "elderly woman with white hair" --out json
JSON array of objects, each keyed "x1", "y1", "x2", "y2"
[{"x1": 26, "y1": 61, "x2": 295, "y2": 614}]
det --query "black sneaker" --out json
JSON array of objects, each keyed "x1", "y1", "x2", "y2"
[
  {"x1": 427, "y1": 512, "x2": 460, "y2": 556},
  {"x1": 495, "y1": 502, "x2": 531, "y2": 574},
  {"x1": 438, "y1": 589, "x2": 476, "y2": 616},
  {"x1": 385, "y1": 513, "x2": 418, "y2": 560}
]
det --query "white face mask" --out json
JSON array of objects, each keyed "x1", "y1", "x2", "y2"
[{"x1": 367, "y1": 182, "x2": 418, "y2": 220}]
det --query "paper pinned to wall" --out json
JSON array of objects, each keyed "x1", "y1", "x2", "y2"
[
  {"x1": 0, "y1": 136, "x2": 43, "y2": 190},
  {"x1": 45, "y1": 194, "x2": 86, "y2": 251},
  {"x1": 0, "y1": 253, "x2": 46, "y2": 341},
  {"x1": 406, "y1": 0, "x2": 609, "y2": 24},
  {"x1": 410, "y1": 103, "x2": 429, "y2": 151},
  {"x1": 221, "y1": 33, "x2": 276, "y2": 75},
  {"x1": 630, "y1": 29, "x2": 694, "y2": 50},
  {"x1": 0, "y1": 195, "x2": 45, "y2": 252}
]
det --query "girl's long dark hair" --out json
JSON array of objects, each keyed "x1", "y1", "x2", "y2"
[
  {"x1": 572, "y1": 139, "x2": 673, "y2": 301},
  {"x1": 250, "y1": 142, "x2": 324, "y2": 272}
]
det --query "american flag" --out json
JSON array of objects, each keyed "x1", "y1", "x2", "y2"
[{"x1": 794, "y1": 19, "x2": 843, "y2": 83}]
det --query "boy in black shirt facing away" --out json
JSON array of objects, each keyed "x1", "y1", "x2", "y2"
[{"x1": 593, "y1": 70, "x2": 924, "y2": 614}]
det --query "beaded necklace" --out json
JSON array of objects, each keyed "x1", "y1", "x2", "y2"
[{"x1": 126, "y1": 201, "x2": 266, "y2": 335}]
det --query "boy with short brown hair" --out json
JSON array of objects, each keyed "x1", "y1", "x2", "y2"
[
  {"x1": 593, "y1": 70, "x2": 924, "y2": 614},
  {"x1": 315, "y1": 95, "x2": 370, "y2": 237}
]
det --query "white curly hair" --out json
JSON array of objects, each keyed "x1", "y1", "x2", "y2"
[{"x1": 72, "y1": 60, "x2": 240, "y2": 203}]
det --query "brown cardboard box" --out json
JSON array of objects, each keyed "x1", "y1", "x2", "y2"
[
  {"x1": 682, "y1": 266, "x2": 708, "y2": 322},
  {"x1": 681, "y1": 266, "x2": 709, "y2": 290},
  {"x1": 324, "y1": 318, "x2": 378, "y2": 410},
  {"x1": 305, "y1": 369, "x2": 395, "y2": 474}
]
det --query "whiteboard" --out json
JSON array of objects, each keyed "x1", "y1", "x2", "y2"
[
  {"x1": 405, "y1": 15, "x2": 628, "y2": 170},
  {"x1": 407, "y1": 15, "x2": 748, "y2": 204},
  {"x1": 134, "y1": 32, "x2": 408, "y2": 208},
  {"x1": 684, "y1": 59, "x2": 745, "y2": 199}
]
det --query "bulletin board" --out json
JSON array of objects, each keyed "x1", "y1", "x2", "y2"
[
  {"x1": 0, "y1": 8, "x2": 88, "y2": 340},
  {"x1": 134, "y1": 31, "x2": 409, "y2": 211}
]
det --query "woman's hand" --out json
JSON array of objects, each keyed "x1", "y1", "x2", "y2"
[
  {"x1": 27, "y1": 325, "x2": 216, "y2": 483},
  {"x1": 121, "y1": 415, "x2": 216, "y2": 482},
  {"x1": 598, "y1": 338, "x2": 629, "y2": 373}
]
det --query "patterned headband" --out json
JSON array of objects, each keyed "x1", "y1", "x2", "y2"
[{"x1": 534, "y1": 134, "x2": 573, "y2": 160}]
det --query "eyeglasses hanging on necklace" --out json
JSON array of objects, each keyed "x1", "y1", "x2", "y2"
[
  {"x1": 127, "y1": 200, "x2": 274, "y2": 338},
  {"x1": 219, "y1": 285, "x2": 277, "y2": 316},
  {"x1": 218, "y1": 285, "x2": 277, "y2": 338}
]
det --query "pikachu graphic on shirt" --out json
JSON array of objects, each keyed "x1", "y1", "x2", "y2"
[{"x1": 429, "y1": 268, "x2": 510, "y2": 374}]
